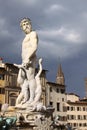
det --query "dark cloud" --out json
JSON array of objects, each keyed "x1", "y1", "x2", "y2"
[{"x1": 0, "y1": 0, "x2": 87, "y2": 98}]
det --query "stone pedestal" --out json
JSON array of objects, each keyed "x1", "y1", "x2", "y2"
[{"x1": 4, "y1": 107, "x2": 54, "y2": 130}]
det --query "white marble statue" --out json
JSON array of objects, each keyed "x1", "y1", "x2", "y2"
[
  {"x1": 14, "y1": 18, "x2": 38, "y2": 106},
  {"x1": 15, "y1": 58, "x2": 43, "y2": 108}
]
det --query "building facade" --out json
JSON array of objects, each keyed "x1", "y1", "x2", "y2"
[
  {"x1": 0, "y1": 59, "x2": 20, "y2": 108},
  {"x1": 46, "y1": 64, "x2": 87, "y2": 130},
  {"x1": 66, "y1": 93, "x2": 87, "y2": 130},
  {"x1": 46, "y1": 64, "x2": 67, "y2": 126}
]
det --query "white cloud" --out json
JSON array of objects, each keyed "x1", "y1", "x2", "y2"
[
  {"x1": 65, "y1": 33, "x2": 80, "y2": 42},
  {"x1": 38, "y1": 39, "x2": 81, "y2": 60},
  {"x1": 38, "y1": 27, "x2": 81, "y2": 43},
  {"x1": 58, "y1": 27, "x2": 81, "y2": 43},
  {"x1": 0, "y1": 18, "x2": 10, "y2": 37},
  {"x1": 37, "y1": 26, "x2": 84, "y2": 60},
  {"x1": 21, "y1": 0, "x2": 39, "y2": 5},
  {"x1": 49, "y1": 4, "x2": 64, "y2": 11},
  {"x1": 82, "y1": 12, "x2": 87, "y2": 19},
  {"x1": 60, "y1": 27, "x2": 80, "y2": 43},
  {"x1": 0, "y1": 18, "x2": 6, "y2": 28},
  {"x1": 9, "y1": 0, "x2": 40, "y2": 7},
  {"x1": 0, "y1": 17, "x2": 18, "y2": 39},
  {"x1": 44, "y1": 4, "x2": 66, "y2": 14}
]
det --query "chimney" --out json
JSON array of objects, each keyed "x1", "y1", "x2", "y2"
[
  {"x1": 0, "y1": 57, "x2": 3, "y2": 64},
  {"x1": 85, "y1": 78, "x2": 87, "y2": 97}
]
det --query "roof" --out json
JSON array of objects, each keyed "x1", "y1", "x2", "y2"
[
  {"x1": 47, "y1": 81, "x2": 66, "y2": 88},
  {"x1": 80, "y1": 98, "x2": 87, "y2": 102},
  {"x1": 67, "y1": 100, "x2": 87, "y2": 105},
  {"x1": 67, "y1": 93, "x2": 80, "y2": 97}
]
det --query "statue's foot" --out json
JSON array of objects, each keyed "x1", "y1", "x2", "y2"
[
  {"x1": 15, "y1": 104, "x2": 22, "y2": 108},
  {"x1": 15, "y1": 104, "x2": 26, "y2": 109},
  {"x1": 21, "y1": 103, "x2": 33, "y2": 109},
  {"x1": 26, "y1": 99, "x2": 34, "y2": 104},
  {"x1": 21, "y1": 100, "x2": 27, "y2": 104},
  {"x1": 29, "y1": 101, "x2": 37, "y2": 106}
]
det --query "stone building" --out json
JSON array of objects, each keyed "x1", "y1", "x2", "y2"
[
  {"x1": 46, "y1": 64, "x2": 67, "y2": 125},
  {"x1": 46, "y1": 64, "x2": 87, "y2": 129},
  {"x1": 0, "y1": 58, "x2": 20, "y2": 108},
  {"x1": 66, "y1": 93, "x2": 87, "y2": 130}
]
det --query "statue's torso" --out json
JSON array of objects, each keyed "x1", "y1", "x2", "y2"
[{"x1": 22, "y1": 32, "x2": 36, "y2": 80}]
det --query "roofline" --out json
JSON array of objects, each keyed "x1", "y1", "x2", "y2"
[
  {"x1": 67, "y1": 93, "x2": 80, "y2": 97},
  {"x1": 47, "y1": 81, "x2": 66, "y2": 87},
  {"x1": 67, "y1": 101, "x2": 87, "y2": 105}
]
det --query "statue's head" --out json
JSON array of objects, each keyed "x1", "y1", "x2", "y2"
[
  {"x1": 20, "y1": 18, "x2": 31, "y2": 27},
  {"x1": 20, "y1": 18, "x2": 32, "y2": 33}
]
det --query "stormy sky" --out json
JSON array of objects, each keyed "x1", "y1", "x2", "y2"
[{"x1": 0, "y1": 0, "x2": 87, "y2": 98}]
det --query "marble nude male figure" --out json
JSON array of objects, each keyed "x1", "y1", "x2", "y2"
[{"x1": 15, "y1": 18, "x2": 38, "y2": 105}]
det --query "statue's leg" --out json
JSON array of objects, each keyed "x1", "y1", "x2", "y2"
[
  {"x1": 17, "y1": 68, "x2": 25, "y2": 85},
  {"x1": 21, "y1": 80, "x2": 29, "y2": 104},
  {"x1": 16, "y1": 93, "x2": 24, "y2": 105},
  {"x1": 25, "y1": 57, "x2": 36, "y2": 104},
  {"x1": 27, "y1": 79, "x2": 36, "y2": 104},
  {"x1": 30, "y1": 79, "x2": 42, "y2": 106}
]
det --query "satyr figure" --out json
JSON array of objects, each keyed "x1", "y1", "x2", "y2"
[
  {"x1": 14, "y1": 18, "x2": 38, "y2": 106},
  {"x1": 16, "y1": 58, "x2": 43, "y2": 109},
  {"x1": 30, "y1": 58, "x2": 42, "y2": 106}
]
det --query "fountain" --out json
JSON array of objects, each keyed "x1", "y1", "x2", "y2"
[{"x1": 0, "y1": 18, "x2": 54, "y2": 130}]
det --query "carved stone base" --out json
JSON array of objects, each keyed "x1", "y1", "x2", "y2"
[{"x1": 3, "y1": 107, "x2": 54, "y2": 130}]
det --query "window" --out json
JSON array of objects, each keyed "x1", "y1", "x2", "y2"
[
  {"x1": 77, "y1": 107, "x2": 79, "y2": 111},
  {"x1": 56, "y1": 88, "x2": 59, "y2": 93},
  {"x1": 50, "y1": 87, "x2": 52, "y2": 92},
  {"x1": 78, "y1": 115, "x2": 80, "y2": 119},
  {"x1": 67, "y1": 106, "x2": 70, "y2": 111},
  {"x1": 73, "y1": 123, "x2": 76, "y2": 127},
  {"x1": 62, "y1": 98, "x2": 64, "y2": 102},
  {"x1": 60, "y1": 89, "x2": 65, "y2": 93},
  {"x1": 10, "y1": 98, "x2": 16, "y2": 106},
  {"x1": 50, "y1": 102, "x2": 53, "y2": 106},
  {"x1": 0, "y1": 74, "x2": 4, "y2": 80},
  {"x1": 57, "y1": 103, "x2": 60, "y2": 111},
  {"x1": 71, "y1": 107, "x2": 75, "y2": 111},
  {"x1": 77, "y1": 107, "x2": 81, "y2": 111},
  {"x1": 78, "y1": 115, "x2": 82, "y2": 120},
  {"x1": 79, "y1": 123, "x2": 82, "y2": 127},
  {"x1": 62, "y1": 116, "x2": 67, "y2": 121},
  {"x1": 71, "y1": 115, "x2": 75, "y2": 120},
  {"x1": 63, "y1": 106, "x2": 67, "y2": 112},
  {"x1": 83, "y1": 107, "x2": 85, "y2": 111},
  {"x1": 83, "y1": 115, "x2": 86, "y2": 120},
  {"x1": 0, "y1": 88, "x2": 5, "y2": 94},
  {"x1": 83, "y1": 123, "x2": 86, "y2": 127}
]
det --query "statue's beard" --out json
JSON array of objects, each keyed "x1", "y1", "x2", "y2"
[{"x1": 24, "y1": 27, "x2": 31, "y2": 34}]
